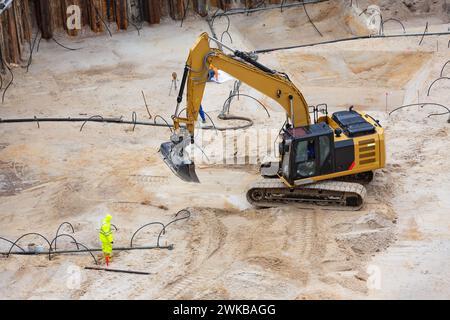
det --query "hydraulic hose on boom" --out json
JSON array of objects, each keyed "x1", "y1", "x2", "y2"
[{"x1": 160, "y1": 33, "x2": 311, "y2": 182}]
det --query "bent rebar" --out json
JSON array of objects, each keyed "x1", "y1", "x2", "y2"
[
  {"x1": 6, "y1": 233, "x2": 52, "y2": 257},
  {"x1": 221, "y1": 94, "x2": 271, "y2": 118},
  {"x1": 157, "y1": 210, "x2": 191, "y2": 246},
  {"x1": 130, "y1": 222, "x2": 166, "y2": 248},
  {"x1": 73, "y1": 241, "x2": 98, "y2": 265},
  {"x1": 440, "y1": 60, "x2": 450, "y2": 77},
  {"x1": 381, "y1": 18, "x2": 406, "y2": 35},
  {"x1": 427, "y1": 77, "x2": 450, "y2": 96},
  {"x1": 80, "y1": 115, "x2": 104, "y2": 132},
  {"x1": 389, "y1": 103, "x2": 450, "y2": 117},
  {"x1": 0, "y1": 236, "x2": 25, "y2": 252},
  {"x1": 54, "y1": 222, "x2": 75, "y2": 251},
  {"x1": 303, "y1": 2, "x2": 323, "y2": 37},
  {"x1": 49, "y1": 234, "x2": 80, "y2": 260},
  {"x1": 418, "y1": 22, "x2": 428, "y2": 46}
]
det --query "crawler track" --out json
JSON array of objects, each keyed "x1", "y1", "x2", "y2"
[{"x1": 247, "y1": 180, "x2": 367, "y2": 210}]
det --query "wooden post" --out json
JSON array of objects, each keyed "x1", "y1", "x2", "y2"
[
  {"x1": 193, "y1": 0, "x2": 207, "y2": 16},
  {"x1": 50, "y1": 0, "x2": 64, "y2": 33},
  {"x1": 209, "y1": 0, "x2": 226, "y2": 9},
  {"x1": 0, "y1": 1, "x2": 32, "y2": 65},
  {"x1": 168, "y1": 0, "x2": 185, "y2": 20},
  {"x1": 7, "y1": 7, "x2": 20, "y2": 64},
  {"x1": 100, "y1": 0, "x2": 108, "y2": 24},
  {"x1": 144, "y1": 0, "x2": 161, "y2": 24},
  {"x1": 88, "y1": 0, "x2": 105, "y2": 33},
  {"x1": 21, "y1": 0, "x2": 32, "y2": 42},
  {"x1": 115, "y1": 0, "x2": 128, "y2": 30},
  {"x1": 13, "y1": 0, "x2": 24, "y2": 58},
  {"x1": 36, "y1": 0, "x2": 53, "y2": 39}
]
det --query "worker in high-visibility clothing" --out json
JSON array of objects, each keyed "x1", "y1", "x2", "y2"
[
  {"x1": 208, "y1": 64, "x2": 219, "y2": 81},
  {"x1": 99, "y1": 214, "x2": 114, "y2": 266}
]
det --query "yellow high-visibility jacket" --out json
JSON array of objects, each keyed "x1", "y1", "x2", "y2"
[{"x1": 99, "y1": 219, "x2": 113, "y2": 244}]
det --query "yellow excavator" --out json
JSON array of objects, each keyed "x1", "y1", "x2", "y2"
[{"x1": 160, "y1": 33, "x2": 385, "y2": 209}]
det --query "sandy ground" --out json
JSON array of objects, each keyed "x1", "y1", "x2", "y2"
[{"x1": 0, "y1": 1, "x2": 449, "y2": 299}]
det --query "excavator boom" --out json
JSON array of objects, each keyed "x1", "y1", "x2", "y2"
[{"x1": 161, "y1": 32, "x2": 312, "y2": 183}]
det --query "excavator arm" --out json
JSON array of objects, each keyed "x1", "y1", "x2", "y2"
[
  {"x1": 173, "y1": 32, "x2": 310, "y2": 134},
  {"x1": 160, "y1": 32, "x2": 312, "y2": 183}
]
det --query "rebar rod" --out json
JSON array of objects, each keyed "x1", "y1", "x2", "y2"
[
  {"x1": 84, "y1": 266, "x2": 151, "y2": 275},
  {"x1": 254, "y1": 31, "x2": 450, "y2": 54},
  {"x1": 1, "y1": 245, "x2": 174, "y2": 255}
]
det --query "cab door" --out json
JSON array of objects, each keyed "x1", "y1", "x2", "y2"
[
  {"x1": 318, "y1": 133, "x2": 334, "y2": 175},
  {"x1": 293, "y1": 138, "x2": 317, "y2": 180},
  {"x1": 291, "y1": 133, "x2": 334, "y2": 181}
]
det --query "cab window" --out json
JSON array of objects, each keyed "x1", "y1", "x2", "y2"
[
  {"x1": 295, "y1": 139, "x2": 316, "y2": 178},
  {"x1": 319, "y1": 135, "x2": 331, "y2": 166}
]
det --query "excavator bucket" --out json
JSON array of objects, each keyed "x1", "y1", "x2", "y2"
[{"x1": 159, "y1": 141, "x2": 200, "y2": 183}]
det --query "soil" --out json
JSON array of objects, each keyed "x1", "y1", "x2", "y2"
[{"x1": 0, "y1": 0, "x2": 449, "y2": 299}]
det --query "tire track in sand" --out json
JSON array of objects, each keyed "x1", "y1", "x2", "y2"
[{"x1": 157, "y1": 209, "x2": 230, "y2": 299}]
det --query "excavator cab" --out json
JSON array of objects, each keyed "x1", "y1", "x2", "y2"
[
  {"x1": 280, "y1": 123, "x2": 334, "y2": 184},
  {"x1": 277, "y1": 108, "x2": 384, "y2": 187}
]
